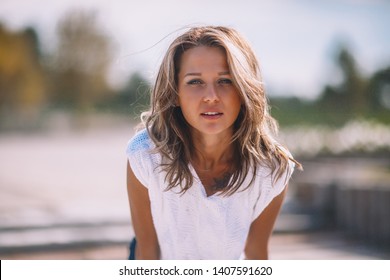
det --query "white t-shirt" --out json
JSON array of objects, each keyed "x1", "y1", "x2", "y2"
[{"x1": 126, "y1": 128, "x2": 294, "y2": 260}]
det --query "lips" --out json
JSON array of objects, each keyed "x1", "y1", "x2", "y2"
[
  {"x1": 200, "y1": 111, "x2": 223, "y2": 119},
  {"x1": 201, "y1": 112, "x2": 223, "y2": 116}
]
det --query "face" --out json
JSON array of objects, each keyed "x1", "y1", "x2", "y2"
[{"x1": 177, "y1": 46, "x2": 242, "y2": 138}]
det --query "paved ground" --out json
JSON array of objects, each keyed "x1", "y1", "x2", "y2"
[
  {"x1": 2, "y1": 230, "x2": 389, "y2": 260},
  {"x1": 0, "y1": 118, "x2": 389, "y2": 260}
]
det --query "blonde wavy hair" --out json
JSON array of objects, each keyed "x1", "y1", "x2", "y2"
[{"x1": 141, "y1": 26, "x2": 299, "y2": 195}]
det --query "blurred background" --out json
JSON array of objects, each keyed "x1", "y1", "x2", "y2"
[{"x1": 0, "y1": 0, "x2": 389, "y2": 259}]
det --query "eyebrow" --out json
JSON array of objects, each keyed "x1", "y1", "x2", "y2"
[{"x1": 184, "y1": 71, "x2": 230, "y2": 77}]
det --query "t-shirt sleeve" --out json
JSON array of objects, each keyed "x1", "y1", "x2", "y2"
[
  {"x1": 126, "y1": 130, "x2": 152, "y2": 188},
  {"x1": 251, "y1": 158, "x2": 295, "y2": 221}
]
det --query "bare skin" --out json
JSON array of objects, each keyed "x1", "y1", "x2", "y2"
[
  {"x1": 127, "y1": 161, "x2": 160, "y2": 259},
  {"x1": 127, "y1": 161, "x2": 287, "y2": 259},
  {"x1": 126, "y1": 46, "x2": 287, "y2": 259},
  {"x1": 244, "y1": 186, "x2": 287, "y2": 259},
  {"x1": 177, "y1": 46, "x2": 241, "y2": 196}
]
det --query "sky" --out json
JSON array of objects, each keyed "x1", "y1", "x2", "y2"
[{"x1": 0, "y1": 0, "x2": 389, "y2": 99}]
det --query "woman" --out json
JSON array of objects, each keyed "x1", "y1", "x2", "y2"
[{"x1": 126, "y1": 26, "x2": 300, "y2": 260}]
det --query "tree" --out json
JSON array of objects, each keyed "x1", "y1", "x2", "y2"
[
  {"x1": 316, "y1": 45, "x2": 368, "y2": 121},
  {"x1": 119, "y1": 72, "x2": 150, "y2": 113},
  {"x1": 367, "y1": 67, "x2": 390, "y2": 110},
  {"x1": 0, "y1": 24, "x2": 46, "y2": 124},
  {"x1": 49, "y1": 10, "x2": 113, "y2": 110},
  {"x1": 98, "y1": 72, "x2": 151, "y2": 115},
  {"x1": 337, "y1": 48, "x2": 367, "y2": 115}
]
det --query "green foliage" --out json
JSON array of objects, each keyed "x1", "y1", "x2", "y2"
[
  {"x1": 0, "y1": 11, "x2": 152, "y2": 131},
  {"x1": 1, "y1": 14, "x2": 389, "y2": 131},
  {"x1": 0, "y1": 24, "x2": 46, "y2": 129},
  {"x1": 272, "y1": 46, "x2": 390, "y2": 128},
  {"x1": 97, "y1": 72, "x2": 151, "y2": 116},
  {"x1": 48, "y1": 10, "x2": 113, "y2": 111},
  {"x1": 367, "y1": 67, "x2": 390, "y2": 111}
]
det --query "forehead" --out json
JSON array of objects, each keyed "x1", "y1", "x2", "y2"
[{"x1": 178, "y1": 46, "x2": 229, "y2": 74}]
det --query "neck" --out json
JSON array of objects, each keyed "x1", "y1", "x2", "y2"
[{"x1": 191, "y1": 131, "x2": 234, "y2": 171}]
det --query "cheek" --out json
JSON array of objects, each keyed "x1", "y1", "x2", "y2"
[
  {"x1": 177, "y1": 95, "x2": 194, "y2": 118},
  {"x1": 178, "y1": 88, "x2": 202, "y2": 107},
  {"x1": 230, "y1": 92, "x2": 242, "y2": 109}
]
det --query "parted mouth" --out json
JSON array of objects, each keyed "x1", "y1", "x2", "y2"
[{"x1": 201, "y1": 112, "x2": 223, "y2": 116}]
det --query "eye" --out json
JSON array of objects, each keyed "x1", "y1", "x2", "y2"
[
  {"x1": 218, "y1": 78, "x2": 233, "y2": 85},
  {"x1": 187, "y1": 79, "x2": 203, "y2": 85}
]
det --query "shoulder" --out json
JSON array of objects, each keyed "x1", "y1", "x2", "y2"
[
  {"x1": 126, "y1": 128, "x2": 158, "y2": 188},
  {"x1": 126, "y1": 128, "x2": 157, "y2": 171},
  {"x1": 273, "y1": 145, "x2": 296, "y2": 187},
  {"x1": 248, "y1": 147, "x2": 295, "y2": 219},
  {"x1": 126, "y1": 128, "x2": 154, "y2": 155},
  {"x1": 255, "y1": 144, "x2": 295, "y2": 183}
]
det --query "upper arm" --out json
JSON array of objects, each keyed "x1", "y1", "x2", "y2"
[
  {"x1": 243, "y1": 185, "x2": 288, "y2": 260},
  {"x1": 126, "y1": 160, "x2": 160, "y2": 259}
]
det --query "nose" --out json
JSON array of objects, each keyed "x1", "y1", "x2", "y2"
[{"x1": 203, "y1": 85, "x2": 219, "y2": 103}]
